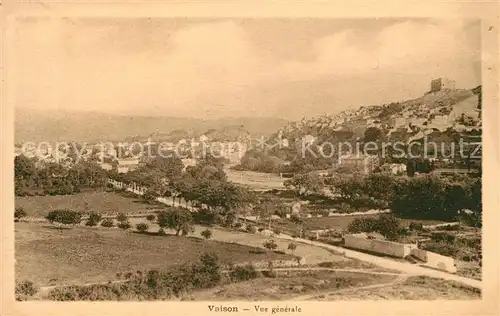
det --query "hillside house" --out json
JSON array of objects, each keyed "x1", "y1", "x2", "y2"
[
  {"x1": 116, "y1": 157, "x2": 140, "y2": 173},
  {"x1": 382, "y1": 163, "x2": 407, "y2": 175},
  {"x1": 337, "y1": 154, "x2": 379, "y2": 174}
]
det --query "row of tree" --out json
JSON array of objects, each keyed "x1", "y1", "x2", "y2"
[{"x1": 15, "y1": 156, "x2": 108, "y2": 196}]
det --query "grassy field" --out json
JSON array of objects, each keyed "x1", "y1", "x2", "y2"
[
  {"x1": 15, "y1": 223, "x2": 293, "y2": 286},
  {"x1": 317, "y1": 275, "x2": 481, "y2": 300},
  {"x1": 15, "y1": 191, "x2": 161, "y2": 217},
  {"x1": 182, "y1": 270, "x2": 397, "y2": 301}
]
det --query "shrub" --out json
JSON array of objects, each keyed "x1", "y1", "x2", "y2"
[
  {"x1": 201, "y1": 229, "x2": 212, "y2": 240},
  {"x1": 318, "y1": 261, "x2": 335, "y2": 268},
  {"x1": 261, "y1": 270, "x2": 276, "y2": 278},
  {"x1": 116, "y1": 213, "x2": 128, "y2": 222},
  {"x1": 157, "y1": 228, "x2": 166, "y2": 235},
  {"x1": 409, "y1": 222, "x2": 424, "y2": 231},
  {"x1": 248, "y1": 249, "x2": 266, "y2": 254},
  {"x1": 273, "y1": 228, "x2": 281, "y2": 235},
  {"x1": 88, "y1": 211, "x2": 102, "y2": 223},
  {"x1": 234, "y1": 222, "x2": 243, "y2": 228},
  {"x1": 229, "y1": 265, "x2": 258, "y2": 282},
  {"x1": 118, "y1": 221, "x2": 131, "y2": 230},
  {"x1": 45, "y1": 209, "x2": 82, "y2": 231},
  {"x1": 15, "y1": 207, "x2": 27, "y2": 220},
  {"x1": 15, "y1": 280, "x2": 38, "y2": 300},
  {"x1": 257, "y1": 227, "x2": 264, "y2": 232},
  {"x1": 101, "y1": 218, "x2": 114, "y2": 227},
  {"x1": 287, "y1": 242, "x2": 297, "y2": 253},
  {"x1": 85, "y1": 219, "x2": 98, "y2": 227},
  {"x1": 136, "y1": 222, "x2": 149, "y2": 233},
  {"x1": 246, "y1": 225, "x2": 257, "y2": 234},
  {"x1": 146, "y1": 214, "x2": 156, "y2": 222},
  {"x1": 263, "y1": 239, "x2": 278, "y2": 251}
]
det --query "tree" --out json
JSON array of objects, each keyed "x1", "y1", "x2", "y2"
[
  {"x1": 136, "y1": 222, "x2": 149, "y2": 233},
  {"x1": 364, "y1": 127, "x2": 383, "y2": 142},
  {"x1": 45, "y1": 210, "x2": 82, "y2": 232},
  {"x1": 287, "y1": 242, "x2": 297, "y2": 253},
  {"x1": 254, "y1": 198, "x2": 275, "y2": 230},
  {"x1": 143, "y1": 189, "x2": 158, "y2": 204},
  {"x1": 374, "y1": 214, "x2": 401, "y2": 240},
  {"x1": 146, "y1": 156, "x2": 184, "y2": 180},
  {"x1": 156, "y1": 207, "x2": 193, "y2": 236},
  {"x1": 263, "y1": 239, "x2": 278, "y2": 251},
  {"x1": 290, "y1": 213, "x2": 304, "y2": 237},
  {"x1": 201, "y1": 229, "x2": 213, "y2": 240},
  {"x1": 284, "y1": 173, "x2": 324, "y2": 196}
]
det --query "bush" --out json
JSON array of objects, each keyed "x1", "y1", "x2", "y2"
[
  {"x1": 116, "y1": 213, "x2": 128, "y2": 222},
  {"x1": 201, "y1": 229, "x2": 212, "y2": 240},
  {"x1": 229, "y1": 265, "x2": 258, "y2": 282},
  {"x1": 15, "y1": 207, "x2": 27, "y2": 220},
  {"x1": 318, "y1": 261, "x2": 335, "y2": 268},
  {"x1": 263, "y1": 239, "x2": 278, "y2": 251},
  {"x1": 248, "y1": 249, "x2": 266, "y2": 254},
  {"x1": 118, "y1": 221, "x2": 131, "y2": 230},
  {"x1": 146, "y1": 214, "x2": 156, "y2": 222},
  {"x1": 157, "y1": 228, "x2": 166, "y2": 235},
  {"x1": 261, "y1": 270, "x2": 276, "y2": 278},
  {"x1": 136, "y1": 222, "x2": 149, "y2": 233},
  {"x1": 88, "y1": 211, "x2": 102, "y2": 223},
  {"x1": 409, "y1": 222, "x2": 424, "y2": 231},
  {"x1": 101, "y1": 218, "x2": 114, "y2": 227},
  {"x1": 15, "y1": 280, "x2": 38, "y2": 300},
  {"x1": 234, "y1": 222, "x2": 243, "y2": 228},
  {"x1": 246, "y1": 225, "x2": 257, "y2": 234},
  {"x1": 85, "y1": 219, "x2": 98, "y2": 227},
  {"x1": 287, "y1": 242, "x2": 297, "y2": 253},
  {"x1": 45, "y1": 209, "x2": 82, "y2": 231},
  {"x1": 273, "y1": 228, "x2": 281, "y2": 235}
]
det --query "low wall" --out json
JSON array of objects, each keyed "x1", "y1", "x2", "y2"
[
  {"x1": 344, "y1": 234, "x2": 415, "y2": 258},
  {"x1": 410, "y1": 248, "x2": 428, "y2": 261},
  {"x1": 235, "y1": 259, "x2": 303, "y2": 269},
  {"x1": 425, "y1": 253, "x2": 457, "y2": 273}
]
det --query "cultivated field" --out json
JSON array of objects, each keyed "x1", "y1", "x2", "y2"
[
  {"x1": 15, "y1": 223, "x2": 294, "y2": 286},
  {"x1": 225, "y1": 168, "x2": 285, "y2": 191},
  {"x1": 15, "y1": 191, "x2": 160, "y2": 217}
]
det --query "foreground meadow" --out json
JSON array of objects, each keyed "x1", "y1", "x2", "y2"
[{"x1": 15, "y1": 223, "x2": 293, "y2": 287}]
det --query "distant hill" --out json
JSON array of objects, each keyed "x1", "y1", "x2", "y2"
[{"x1": 14, "y1": 108, "x2": 288, "y2": 144}]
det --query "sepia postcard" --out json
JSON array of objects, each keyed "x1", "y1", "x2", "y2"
[{"x1": 1, "y1": 1, "x2": 499, "y2": 316}]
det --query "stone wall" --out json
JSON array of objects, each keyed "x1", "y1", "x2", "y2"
[
  {"x1": 411, "y1": 248, "x2": 457, "y2": 273},
  {"x1": 344, "y1": 234, "x2": 416, "y2": 258}
]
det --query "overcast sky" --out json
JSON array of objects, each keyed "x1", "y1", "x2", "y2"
[{"x1": 13, "y1": 18, "x2": 481, "y2": 120}]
